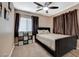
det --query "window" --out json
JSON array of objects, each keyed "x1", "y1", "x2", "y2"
[{"x1": 19, "y1": 16, "x2": 32, "y2": 32}]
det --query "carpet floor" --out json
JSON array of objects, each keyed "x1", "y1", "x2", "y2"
[{"x1": 11, "y1": 43, "x2": 79, "y2": 57}]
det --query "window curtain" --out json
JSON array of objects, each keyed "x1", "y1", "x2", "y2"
[
  {"x1": 64, "y1": 10, "x2": 79, "y2": 36},
  {"x1": 14, "y1": 13, "x2": 20, "y2": 37},
  {"x1": 53, "y1": 9, "x2": 79, "y2": 37},
  {"x1": 31, "y1": 16, "x2": 39, "y2": 35},
  {"x1": 53, "y1": 14, "x2": 65, "y2": 34},
  {"x1": 64, "y1": 12, "x2": 73, "y2": 35}
]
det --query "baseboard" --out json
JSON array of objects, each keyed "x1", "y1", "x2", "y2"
[{"x1": 8, "y1": 45, "x2": 15, "y2": 57}]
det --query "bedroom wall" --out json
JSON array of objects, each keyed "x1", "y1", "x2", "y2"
[
  {"x1": 0, "y1": 2, "x2": 15, "y2": 56},
  {"x1": 52, "y1": 3, "x2": 79, "y2": 49},
  {"x1": 15, "y1": 10, "x2": 53, "y2": 33},
  {"x1": 38, "y1": 16, "x2": 53, "y2": 33}
]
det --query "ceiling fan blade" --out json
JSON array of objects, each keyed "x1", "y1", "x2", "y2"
[
  {"x1": 36, "y1": 9, "x2": 42, "y2": 11},
  {"x1": 44, "y1": 2, "x2": 52, "y2": 7},
  {"x1": 49, "y1": 6, "x2": 59, "y2": 9},
  {"x1": 44, "y1": 2, "x2": 48, "y2": 6},
  {"x1": 46, "y1": 10, "x2": 48, "y2": 13},
  {"x1": 47, "y1": 2, "x2": 52, "y2": 6},
  {"x1": 34, "y1": 2, "x2": 43, "y2": 7}
]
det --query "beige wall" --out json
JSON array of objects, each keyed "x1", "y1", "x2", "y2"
[
  {"x1": 0, "y1": 2, "x2": 14, "y2": 56},
  {"x1": 15, "y1": 10, "x2": 53, "y2": 33},
  {"x1": 39, "y1": 16, "x2": 53, "y2": 33}
]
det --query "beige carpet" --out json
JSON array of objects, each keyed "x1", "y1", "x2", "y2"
[{"x1": 11, "y1": 43, "x2": 79, "y2": 57}]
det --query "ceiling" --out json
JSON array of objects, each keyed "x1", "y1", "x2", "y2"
[{"x1": 13, "y1": 2, "x2": 79, "y2": 16}]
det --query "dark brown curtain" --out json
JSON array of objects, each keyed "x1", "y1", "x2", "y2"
[
  {"x1": 64, "y1": 10, "x2": 79, "y2": 36},
  {"x1": 31, "y1": 16, "x2": 39, "y2": 35},
  {"x1": 64, "y1": 12, "x2": 73, "y2": 35},
  {"x1": 53, "y1": 14, "x2": 65, "y2": 34},
  {"x1": 14, "y1": 13, "x2": 20, "y2": 37},
  {"x1": 53, "y1": 9, "x2": 79, "y2": 36}
]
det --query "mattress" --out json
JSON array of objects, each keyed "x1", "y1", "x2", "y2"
[{"x1": 36, "y1": 33, "x2": 70, "y2": 51}]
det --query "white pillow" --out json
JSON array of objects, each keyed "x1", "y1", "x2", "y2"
[
  {"x1": 43, "y1": 30, "x2": 49, "y2": 34},
  {"x1": 38, "y1": 30, "x2": 44, "y2": 34},
  {"x1": 38, "y1": 30, "x2": 49, "y2": 34}
]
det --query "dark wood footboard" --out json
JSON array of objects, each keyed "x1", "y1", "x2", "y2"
[
  {"x1": 36, "y1": 35, "x2": 78, "y2": 57},
  {"x1": 55, "y1": 35, "x2": 77, "y2": 57}
]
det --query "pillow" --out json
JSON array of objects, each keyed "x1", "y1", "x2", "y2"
[
  {"x1": 43, "y1": 30, "x2": 49, "y2": 34},
  {"x1": 38, "y1": 30, "x2": 44, "y2": 34},
  {"x1": 38, "y1": 30, "x2": 49, "y2": 34}
]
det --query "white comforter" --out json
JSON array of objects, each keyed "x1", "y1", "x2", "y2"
[{"x1": 36, "y1": 33, "x2": 70, "y2": 51}]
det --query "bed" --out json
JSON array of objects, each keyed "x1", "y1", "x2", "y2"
[{"x1": 36, "y1": 27, "x2": 78, "y2": 57}]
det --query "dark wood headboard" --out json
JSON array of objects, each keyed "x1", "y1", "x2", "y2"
[{"x1": 38, "y1": 27, "x2": 50, "y2": 32}]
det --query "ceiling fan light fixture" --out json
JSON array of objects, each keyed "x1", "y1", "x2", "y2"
[{"x1": 43, "y1": 7, "x2": 48, "y2": 11}]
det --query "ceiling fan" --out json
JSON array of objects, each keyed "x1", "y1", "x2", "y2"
[{"x1": 34, "y1": 2, "x2": 59, "y2": 13}]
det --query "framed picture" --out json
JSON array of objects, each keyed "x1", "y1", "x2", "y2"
[
  {"x1": 4, "y1": 8, "x2": 7, "y2": 19},
  {"x1": 8, "y1": 2, "x2": 11, "y2": 11},
  {"x1": 4, "y1": 8, "x2": 9, "y2": 20},
  {"x1": 0, "y1": 2, "x2": 2, "y2": 17}
]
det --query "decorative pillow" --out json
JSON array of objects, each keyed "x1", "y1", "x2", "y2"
[
  {"x1": 38, "y1": 30, "x2": 44, "y2": 34},
  {"x1": 38, "y1": 30, "x2": 49, "y2": 34},
  {"x1": 43, "y1": 30, "x2": 49, "y2": 34}
]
